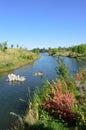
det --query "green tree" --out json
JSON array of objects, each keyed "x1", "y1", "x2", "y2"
[
  {"x1": 11, "y1": 44, "x2": 14, "y2": 48},
  {"x1": 52, "y1": 48, "x2": 58, "y2": 55},
  {"x1": 48, "y1": 48, "x2": 58, "y2": 55},
  {"x1": 0, "y1": 43, "x2": 3, "y2": 50},
  {"x1": 56, "y1": 57, "x2": 69, "y2": 79},
  {"x1": 17, "y1": 44, "x2": 19, "y2": 48},
  {"x1": 71, "y1": 44, "x2": 86, "y2": 54},
  {"x1": 72, "y1": 45, "x2": 78, "y2": 53},
  {"x1": 2, "y1": 41, "x2": 8, "y2": 51},
  {"x1": 32, "y1": 48, "x2": 40, "y2": 54}
]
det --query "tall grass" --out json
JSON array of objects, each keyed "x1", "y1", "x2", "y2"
[{"x1": 0, "y1": 48, "x2": 40, "y2": 72}]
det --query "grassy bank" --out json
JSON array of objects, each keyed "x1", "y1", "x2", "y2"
[
  {"x1": 53, "y1": 51, "x2": 86, "y2": 60},
  {"x1": 47, "y1": 44, "x2": 86, "y2": 60},
  {"x1": 0, "y1": 48, "x2": 40, "y2": 73}
]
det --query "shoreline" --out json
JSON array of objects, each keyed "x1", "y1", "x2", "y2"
[
  {"x1": 0, "y1": 56, "x2": 40, "y2": 74},
  {"x1": 0, "y1": 48, "x2": 40, "y2": 74},
  {"x1": 51, "y1": 51, "x2": 86, "y2": 60}
]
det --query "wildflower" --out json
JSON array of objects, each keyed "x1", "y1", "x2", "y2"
[
  {"x1": 76, "y1": 73, "x2": 83, "y2": 81},
  {"x1": 76, "y1": 73, "x2": 83, "y2": 95}
]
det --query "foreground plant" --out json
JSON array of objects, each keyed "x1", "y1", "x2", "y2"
[
  {"x1": 43, "y1": 80, "x2": 76, "y2": 126},
  {"x1": 75, "y1": 73, "x2": 84, "y2": 95},
  {"x1": 24, "y1": 102, "x2": 39, "y2": 126}
]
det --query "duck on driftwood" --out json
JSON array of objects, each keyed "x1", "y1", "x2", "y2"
[{"x1": 32, "y1": 72, "x2": 43, "y2": 77}]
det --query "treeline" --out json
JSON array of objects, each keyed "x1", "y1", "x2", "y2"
[
  {"x1": 0, "y1": 41, "x2": 23, "y2": 51},
  {"x1": 31, "y1": 47, "x2": 58, "y2": 55},
  {"x1": 32, "y1": 43, "x2": 86, "y2": 56},
  {"x1": 58, "y1": 44, "x2": 86, "y2": 54},
  {"x1": 71, "y1": 44, "x2": 86, "y2": 54},
  {"x1": 31, "y1": 48, "x2": 48, "y2": 54}
]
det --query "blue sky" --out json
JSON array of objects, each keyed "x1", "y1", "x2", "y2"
[{"x1": 0, "y1": 0, "x2": 86, "y2": 49}]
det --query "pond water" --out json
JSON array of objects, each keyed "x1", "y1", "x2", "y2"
[{"x1": 0, "y1": 53, "x2": 86, "y2": 130}]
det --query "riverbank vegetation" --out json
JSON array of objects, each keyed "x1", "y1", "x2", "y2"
[
  {"x1": 31, "y1": 43, "x2": 86, "y2": 59},
  {"x1": 49, "y1": 44, "x2": 86, "y2": 59},
  {"x1": 10, "y1": 58, "x2": 86, "y2": 130},
  {"x1": 0, "y1": 42, "x2": 40, "y2": 73}
]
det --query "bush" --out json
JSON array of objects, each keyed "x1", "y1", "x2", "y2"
[{"x1": 43, "y1": 80, "x2": 76, "y2": 126}]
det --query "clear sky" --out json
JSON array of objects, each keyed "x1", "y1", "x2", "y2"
[{"x1": 0, "y1": 0, "x2": 86, "y2": 49}]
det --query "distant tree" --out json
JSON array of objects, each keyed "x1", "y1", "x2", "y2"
[
  {"x1": 71, "y1": 44, "x2": 86, "y2": 54},
  {"x1": 20, "y1": 46, "x2": 22, "y2": 50},
  {"x1": 0, "y1": 43, "x2": 3, "y2": 50},
  {"x1": 17, "y1": 44, "x2": 19, "y2": 48},
  {"x1": 48, "y1": 47, "x2": 52, "y2": 54},
  {"x1": 78, "y1": 44, "x2": 86, "y2": 54},
  {"x1": 2, "y1": 41, "x2": 8, "y2": 51},
  {"x1": 48, "y1": 48, "x2": 58, "y2": 55},
  {"x1": 58, "y1": 46, "x2": 62, "y2": 51},
  {"x1": 52, "y1": 48, "x2": 58, "y2": 55},
  {"x1": 72, "y1": 46, "x2": 78, "y2": 53},
  {"x1": 40, "y1": 48, "x2": 47, "y2": 53},
  {"x1": 11, "y1": 44, "x2": 14, "y2": 48},
  {"x1": 32, "y1": 48, "x2": 40, "y2": 54}
]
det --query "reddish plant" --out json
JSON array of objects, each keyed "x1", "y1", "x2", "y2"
[
  {"x1": 76, "y1": 73, "x2": 83, "y2": 81},
  {"x1": 43, "y1": 80, "x2": 76, "y2": 126}
]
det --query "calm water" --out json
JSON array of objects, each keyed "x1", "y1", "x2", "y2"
[{"x1": 0, "y1": 53, "x2": 86, "y2": 130}]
